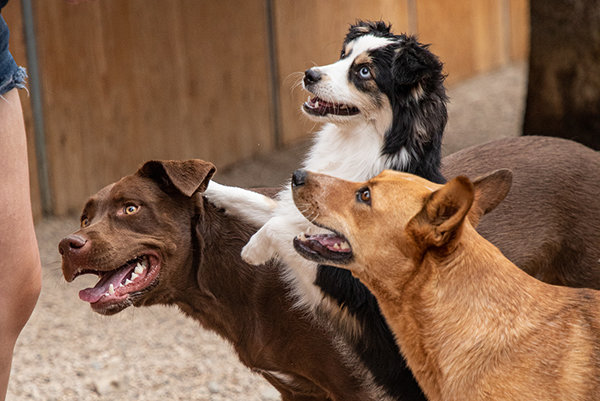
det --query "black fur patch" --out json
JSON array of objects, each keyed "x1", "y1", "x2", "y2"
[{"x1": 316, "y1": 20, "x2": 448, "y2": 400}]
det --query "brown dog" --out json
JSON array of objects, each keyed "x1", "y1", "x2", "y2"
[
  {"x1": 58, "y1": 159, "x2": 405, "y2": 401},
  {"x1": 292, "y1": 169, "x2": 600, "y2": 401}
]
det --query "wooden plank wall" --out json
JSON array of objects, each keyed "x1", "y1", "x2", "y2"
[
  {"x1": 33, "y1": 0, "x2": 273, "y2": 215},
  {"x1": 3, "y1": 0, "x2": 529, "y2": 216}
]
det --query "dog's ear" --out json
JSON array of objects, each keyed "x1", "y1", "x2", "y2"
[
  {"x1": 138, "y1": 159, "x2": 216, "y2": 197},
  {"x1": 407, "y1": 176, "x2": 474, "y2": 249},
  {"x1": 468, "y1": 169, "x2": 512, "y2": 227},
  {"x1": 393, "y1": 37, "x2": 443, "y2": 87}
]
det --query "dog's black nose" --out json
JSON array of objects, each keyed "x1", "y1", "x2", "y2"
[
  {"x1": 304, "y1": 68, "x2": 322, "y2": 85},
  {"x1": 58, "y1": 234, "x2": 88, "y2": 255},
  {"x1": 292, "y1": 169, "x2": 307, "y2": 187}
]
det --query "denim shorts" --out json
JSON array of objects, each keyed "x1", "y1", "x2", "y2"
[{"x1": 0, "y1": 14, "x2": 26, "y2": 96}]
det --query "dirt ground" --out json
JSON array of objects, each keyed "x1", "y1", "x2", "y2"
[{"x1": 7, "y1": 63, "x2": 526, "y2": 401}]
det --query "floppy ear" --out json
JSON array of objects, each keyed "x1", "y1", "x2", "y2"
[
  {"x1": 407, "y1": 176, "x2": 474, "y2": 248},
  {"x1": 393, "y1": 37, "x2": 442, "y2": 87},
  {"x1": 468, "y1": 169, "x2": 512, "y2": 227},
  {"x1": 137, "y1": 159, "x2": 216, "y2": 197}
]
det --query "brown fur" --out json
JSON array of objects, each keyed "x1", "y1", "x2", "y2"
[
  {"x1": 442, "y1": 136, "x2": 600, "y2": 288},
  {"x1": 292, "y1": 169, "x2": 600, "y2": 401},
  {"x1": 59, "y1": 160, "x2": 392, "y2": 401}
]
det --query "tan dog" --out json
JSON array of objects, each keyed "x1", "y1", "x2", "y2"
[{"x1": 291, "y1": 168, "x2": 600, "y2": 401}]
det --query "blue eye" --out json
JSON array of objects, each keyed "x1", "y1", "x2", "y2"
[{"x1": 358, "y1": 66, "x2": 371, "y2": 79}]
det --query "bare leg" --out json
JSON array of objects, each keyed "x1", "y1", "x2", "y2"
[{"x1": 0, "y1": 89, "x2": 42, "y2": 400}]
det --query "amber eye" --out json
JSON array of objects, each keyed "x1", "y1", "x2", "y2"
[
  {"x1": 124, "y1": 205, "x2": 139, "y2": 215},
  {"x1": 356, "y1": 188, "x2": 371, "y2": 205},
  {"x1": 81, "y1": 217, "x2": 90, "y2": 228}
]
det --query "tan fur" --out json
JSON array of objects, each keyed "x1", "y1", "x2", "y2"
[{"x1": 293, "y1": 169, "x2": 600, "y2": 401}]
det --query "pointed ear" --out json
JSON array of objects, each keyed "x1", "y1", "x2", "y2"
[
  {"x1": 137, "y1": 159, "x2": 216, "y2": 197},
  {"x1": 407, "y1": 176, "x2": 474, "y2": 248},
  {"x1": 468, "y1": 169, "x2": 512, "y2": 227}
]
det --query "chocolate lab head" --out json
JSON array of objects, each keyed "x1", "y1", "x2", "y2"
[{"x1": 59, "y1": 160, "x2": 215, "y2": 315}]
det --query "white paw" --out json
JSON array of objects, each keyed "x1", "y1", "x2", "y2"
[
  {"x1": 203, "y1": 182, "x2": 230, "y2": 210},
  {"x1": 241, "y1": 236, "x2": 273, "y2": 266}
]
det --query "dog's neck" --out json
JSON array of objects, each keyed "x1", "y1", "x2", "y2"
[
  {"x1": 358, "y1": 224, "x2": 564, "y2": 401},
  {"x1": 172, "y1": 197, "x2": 275, "y2": 344},
  {"x1": 304, "y1": 115, "x2": 444, "y2": 184}
]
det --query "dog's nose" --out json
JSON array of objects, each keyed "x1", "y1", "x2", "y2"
[
  {"x1": 58, "y1": 234, "x2": 88, "y2": 255},
  {"x1": 292, "y1": 169, "x2": 307, "y2": 187},
  {"x1": 304, "y1": 68, "x2": 322, "y2": 85}
]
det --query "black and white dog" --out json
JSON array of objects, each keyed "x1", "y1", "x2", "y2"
[{"x1": 204, "y1": 20, "x2": 445, "y2": 399}]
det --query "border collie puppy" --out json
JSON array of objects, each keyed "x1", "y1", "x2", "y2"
[{"x1": 204, "y1": 21, "x2": 446, "y2": 399}]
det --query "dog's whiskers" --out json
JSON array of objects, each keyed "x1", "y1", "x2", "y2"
[{"x1": 286, "y1": 72, "x2": 305, "y2": 95}]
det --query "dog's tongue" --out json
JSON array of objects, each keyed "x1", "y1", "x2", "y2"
[
  {"x1": 79, "y1": 263, "x2": 135, "y2": 303},
  {"x1": 302, "y1": 233, "x2": 351, "y2": 253}
]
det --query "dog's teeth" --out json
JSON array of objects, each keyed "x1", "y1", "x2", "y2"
[
  {"x1": 124, "y1": 279, "x2": 133, "y2": 285},
  {"x1": 141, "y1": 258, "x2": 149, "y2": 268},
  {"x1": 298, "y1": 232, "x2": 307, "y2": 241},
  {"x1": 340, "y1": 241, "x2": 350, "y2": 250},
  {"x1": 134, "y1": 264, "x2": 144, "y2": 274},
  {"x1": 131, "y1": 272, "x2": 139, "y2": 280},
  {"x1": 333, "y1": 243, "x2": 340, "y2": 250},
  {"x1": 108, "y1": 284, "x2": 115, "y2": 295}
]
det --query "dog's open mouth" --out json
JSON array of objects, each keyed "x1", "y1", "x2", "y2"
[
  {"x1": 76, "y1": 253, "x2": 160, "y2": 312},
  {"x1": 303, "y1": 96, "x2": 360, "y2": 117},
  {"x1": 293, "y1": 231, "x2": 353, "y2": 264}
]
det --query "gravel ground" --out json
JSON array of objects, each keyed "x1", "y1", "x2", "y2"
[{"x1": 8, "y1": 63, "x2": 526, "y2": 401}]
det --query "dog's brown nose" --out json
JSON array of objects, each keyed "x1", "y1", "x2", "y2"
[
  {"x1": 292, "y1": 169, "x2": 307, "y2": 187},
  {"x1": 58, "y1": 234, "x2": 88, "y2": 256},
  {"x1": 304, "y1": 68, "x2": 322, "y2": 85}
]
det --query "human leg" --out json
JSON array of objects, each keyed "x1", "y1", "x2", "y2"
[
  {"x1": 0, "y1": 87, "x2": 42, "y2": 401},
  {"x1": 0, "y1": 12, "x2": 42, "y2": 398}
]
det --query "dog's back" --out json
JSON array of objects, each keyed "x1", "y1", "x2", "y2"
[{"x1": 443, "y1": 135, "x2": 600, "y2": 288}]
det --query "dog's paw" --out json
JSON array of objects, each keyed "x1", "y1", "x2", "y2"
[
  {"x1": 203, "y1": 182, "x2": 229, "y2": 208},
  {"x1": 241, "y1": 237, "x2": 273, "y2": 266}
]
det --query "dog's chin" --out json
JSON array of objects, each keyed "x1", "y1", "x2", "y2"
[
  {"x1": 72, "y1": 252, "x2": 162, "y2": 315},
  {"x1": 293, "y1": 232, "x2": 353, "y2": 266}
]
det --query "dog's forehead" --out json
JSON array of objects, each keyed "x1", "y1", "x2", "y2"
[
  {"x1": 372, "y1": 171, "x2": 440, "y2": 193},
  {"x1": 90, "y1": 174, "x2": 158, "y2": 206},
  {"x1": 111, "y1": 174, "x2": 160, "y2": 199},
  {"x1": 344, "y1": 34, "x2": 396, "y2": 60}
]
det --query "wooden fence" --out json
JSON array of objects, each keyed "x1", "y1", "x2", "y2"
[{"x1": 2, "y1": 0, "x2": 529, "y2": 217}]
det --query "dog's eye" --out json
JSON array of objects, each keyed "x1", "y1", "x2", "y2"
[
  {"x1": 340, "y1": 49, "x2": 346, "y2": 59},
  {"x1": 356, "y1": 188, "x2": 371, "y2": 205},
  {"x1": 358, "y1": 66, "x2": 371, "y2": 79},
  {"x1": 124, "y1": 205, "x2": 140, "y2": 215},
  {"x1": 81, "y1": 217, "x2": 90, "y2": 228}
]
